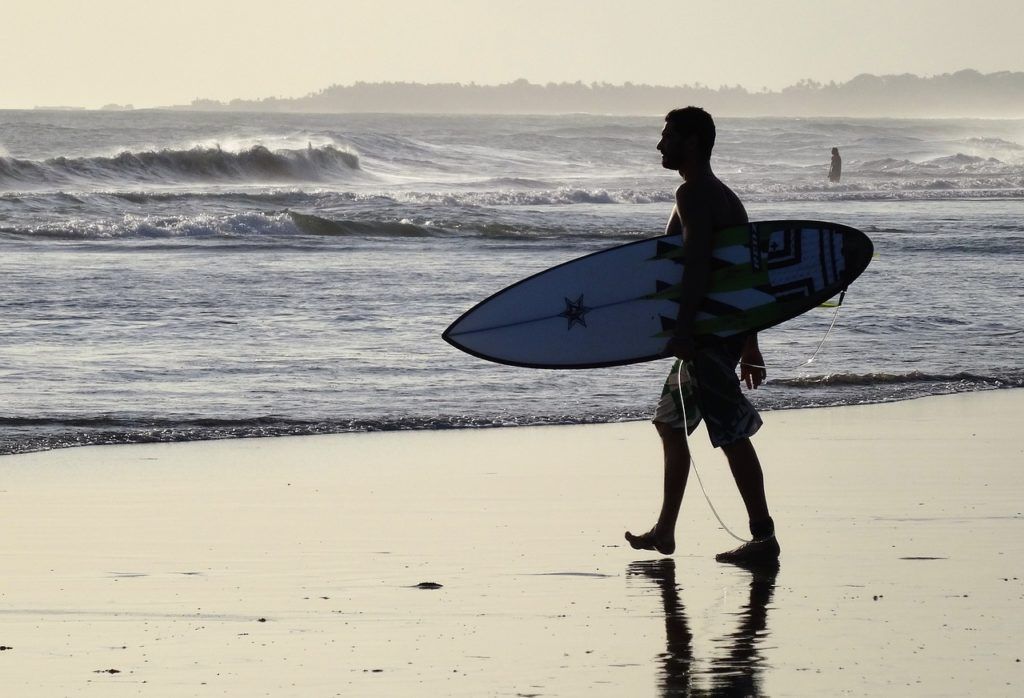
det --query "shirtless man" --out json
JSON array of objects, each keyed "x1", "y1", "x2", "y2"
[{"x1": 625, "y1": 107, "x2": 780, "y2": 565}]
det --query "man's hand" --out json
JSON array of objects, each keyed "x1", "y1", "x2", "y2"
[
  {"x1": 666, "y1": 333, "x2": 695, "y2": 361},
  {"x1": 739, "y1": 339, "x2": 766, "y2": 389}
]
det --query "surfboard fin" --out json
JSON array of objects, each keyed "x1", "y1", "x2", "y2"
[{"x1": 818, "y1": 288, "x2": 847, "y2": 309}]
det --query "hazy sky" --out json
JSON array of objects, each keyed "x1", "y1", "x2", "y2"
[{"x1": 4, "y1": 0, "x2": 1023, "y2": 108}]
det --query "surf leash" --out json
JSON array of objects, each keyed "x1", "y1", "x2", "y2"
[
  {"x1": 799, "y1": 289, "x2": 846, "y2": 368},
  {"x1": 675, "y1": 363, "x2": 750, "y2": 543},
  {"x1": 739, "y1": 288, "x2": 847, "y2": 372}
]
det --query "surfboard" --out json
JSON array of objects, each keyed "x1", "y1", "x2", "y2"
[{"x1": 443, "y1": 220, "x2": 873, "y2": 369}]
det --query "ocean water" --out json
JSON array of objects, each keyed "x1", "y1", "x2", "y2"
[{"x1": 1, "y1": 111, "x2": 1022, "y2": 455}]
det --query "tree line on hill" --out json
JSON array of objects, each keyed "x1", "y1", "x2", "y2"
[{"x1": 178, "y1": 70, "x2": 1024, "y2": 117}]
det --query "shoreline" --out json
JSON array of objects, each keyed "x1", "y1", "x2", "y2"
[
  {"x1": 1, "y1": 390, "x2": 1021, "y2": 695},
  {"x1": 2, "y1": 385, "x2": 1021, "y2": 459}
]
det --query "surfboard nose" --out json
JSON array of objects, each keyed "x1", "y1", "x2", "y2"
[{"x1": 844, "y1": 229, "x2": 874, "y2": 281}]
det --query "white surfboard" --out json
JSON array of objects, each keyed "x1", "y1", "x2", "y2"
[{"x1": 443, "y1": 220, "x2": 873, "y2": 368}]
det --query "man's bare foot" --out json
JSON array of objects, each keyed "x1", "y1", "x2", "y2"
[{"x1": 625, "y1": 528, "x2": 675, "y2": 555}]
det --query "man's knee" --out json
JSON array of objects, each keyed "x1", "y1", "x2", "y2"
[
  {"x1": 655, "y1": 420, "x2": 687, "y2": 443},
  {"x1": 720, "y1": 436, "x2": 751, "y2": 454},
  {"x1": 722, "y1": 437, "x2": 760, "y2": 468}
]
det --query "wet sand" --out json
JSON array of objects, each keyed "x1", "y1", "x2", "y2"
[{"x1": 1, "y1": 390, "x2": 1021, "y2": 696}]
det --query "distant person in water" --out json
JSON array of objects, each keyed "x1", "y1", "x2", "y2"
[
  {"x1": 828, "y1": 147, "x2": 842, "y2": 183},
  {"x1": 625, "y1": 107, "x2": 780, "y2": 566}
]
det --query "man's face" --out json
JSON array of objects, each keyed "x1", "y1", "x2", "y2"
[{"x1": 657, "y1": 123, "x2": 690, "y2": 170}]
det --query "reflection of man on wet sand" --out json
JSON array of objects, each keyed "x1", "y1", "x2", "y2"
[{"x1": 628, "y1": 559, "x2": 778, "y2": 696}]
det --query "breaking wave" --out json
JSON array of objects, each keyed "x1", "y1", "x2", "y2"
[
  {"x1": 0, "y1": 144, "x2": 361, "y2": 188},
  {"x1": 858, "y1": 153, "x2": 1011, "y2": 176},
  {"x1": 771, "y1": 371, "x2": 1023, "y2": 389},
  {"x1": 0, "y1": 210, "x2": 642, "y2": 242}
]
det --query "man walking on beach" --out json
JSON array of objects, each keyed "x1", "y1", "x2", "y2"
[{"x1": 625, "y1": 107, "x2": 780, "y2": 566}]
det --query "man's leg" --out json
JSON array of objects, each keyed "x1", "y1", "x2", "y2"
[
  {"x1": 717, "y1": 437, "x2": 780, "y2": 564},
  {"x1": 721, "y1": 437, "x2": 770, "y2": 524},
  {"x1": 626, "y1": 422, "x2": 690, "y2": 555}
]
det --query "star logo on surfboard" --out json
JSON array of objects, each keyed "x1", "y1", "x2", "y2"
[{"x1": 559, "y1": 294, "x2": 591, "y2": 330}]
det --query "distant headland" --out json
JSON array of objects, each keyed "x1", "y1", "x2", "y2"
[{"x1": 161, "y1": 70, "x2": 1024, "y2": 118}]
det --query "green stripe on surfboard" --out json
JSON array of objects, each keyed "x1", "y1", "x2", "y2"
[
  {"x1": 651, "y1": 226, "x2": 753, "y2": 260},
  {"x1": 644, "y1": 267, "x2": 771, "y2": 300},
  {"x1": 709, "y1": 266, "x2": 770, "y2": 293},
  {"x1": 651, "y1": 299, "x2": 816, "y2": 338},
  {"x1": 693, "y1": 304, "x2": 786, "y2": 335}
]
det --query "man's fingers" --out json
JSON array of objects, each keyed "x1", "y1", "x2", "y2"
[
  {"x1": 740, "y1": 364, "x2": 766, "y2": 390},
  {"x1": 754, "y1": 368, "x2": 766, "y2": 389}
]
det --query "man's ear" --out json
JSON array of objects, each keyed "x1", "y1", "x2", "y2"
[{"x1": 683, "y1": 133, "x2": 700, "y2": 153}]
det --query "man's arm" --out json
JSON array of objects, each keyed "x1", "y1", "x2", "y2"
[{"x1": 666, "y1": 182, "x2": 714, "y2": 360}]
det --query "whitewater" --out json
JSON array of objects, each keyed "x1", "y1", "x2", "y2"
[{"x1": 0, "y1": 110, "x2": 1021, "y2": 454}]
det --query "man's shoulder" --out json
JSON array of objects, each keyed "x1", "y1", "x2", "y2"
[
  {"x1": 677, "y1": 177, "x2": 747, "y2": 227},
  {"x1": 675, "y1": 179, "x2": 709, "y2": 207},
  {"x1": 675, "y1": 177, "x2": 730, "y2": 209},
  {"x1": 678, "y1": 176, "x2": 731, "y2": 197}
]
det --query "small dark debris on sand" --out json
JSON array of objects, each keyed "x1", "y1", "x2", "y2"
[
  {"x1": 94, "y1": 669, "x2": 121, "y2": 674},
  {"x1": 413, "y1": 582, "x2": 443, "y2": 589},
  {"x1": 899, "y1": 556, "x2": 948, "y2": 560},
  {"x1": 0, "y1": 646, "x2": 12, "y2": 651}
]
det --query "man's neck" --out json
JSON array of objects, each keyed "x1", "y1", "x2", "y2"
[{"x1": 680, "y1": 161, "x2": 715, "y2": 182}]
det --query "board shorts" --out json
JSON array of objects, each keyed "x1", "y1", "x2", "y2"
[{"x1": 652, "y1": 335, "x2": 763, "y2": 448}]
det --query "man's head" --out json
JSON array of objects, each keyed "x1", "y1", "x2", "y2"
[{"x1": 659, "y1": 107, "x2": 716, "y2": 170}]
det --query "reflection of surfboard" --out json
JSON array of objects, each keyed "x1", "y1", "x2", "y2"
[{"x1": 443, "y1": 220, "x2": 873, "y2": 369}]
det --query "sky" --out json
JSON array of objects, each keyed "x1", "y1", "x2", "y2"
[{"x1": 3, "y1": 0, "x2": 1023, "y2": 109}]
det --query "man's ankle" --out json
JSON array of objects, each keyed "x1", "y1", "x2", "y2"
[{"x1": 749, "y1": 516, "x2": 775, "y2": 540}]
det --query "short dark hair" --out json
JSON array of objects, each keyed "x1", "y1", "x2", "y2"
[{"x1": 665, "y1": 106, "x2": 716, "y2": 160}]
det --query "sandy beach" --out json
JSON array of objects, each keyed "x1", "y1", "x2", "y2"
[{"x1": 1, "y1": 390, "x2": 1021, "y2": 696}]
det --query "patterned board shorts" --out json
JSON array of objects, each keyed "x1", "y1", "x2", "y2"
[{"x1": 652, "y1": 335, "x2": 763, "y2": 448}]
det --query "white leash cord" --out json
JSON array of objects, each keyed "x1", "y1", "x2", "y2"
[
  {"x1": 676, "y1": 365, "x2": 750, "y2": 543},
  {"x1": 741, "y1": 296, "x2": 844, "y2": 372}
]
